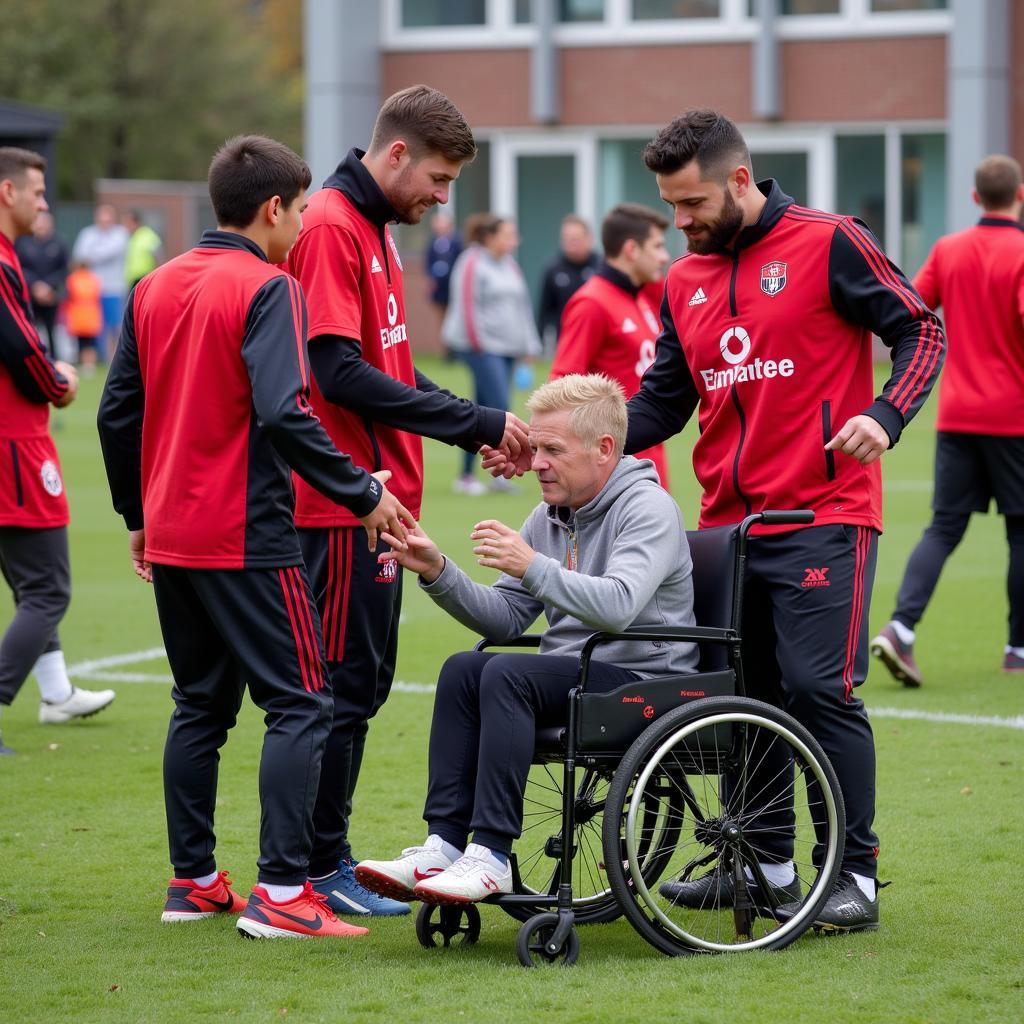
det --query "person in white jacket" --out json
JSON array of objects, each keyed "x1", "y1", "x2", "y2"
[{"x1": 443, "y1": 215, "x2": 541, "y2": 494}]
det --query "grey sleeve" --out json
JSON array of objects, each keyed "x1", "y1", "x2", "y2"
[
  {"x1": 420, "y1": 555, "x2": 545, "y2": 642},
  {"x1": 520, "y1": 488, "x2": 683, "y2": 633}
]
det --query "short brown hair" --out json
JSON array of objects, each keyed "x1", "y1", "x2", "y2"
[
  {"x1": 975, "y1": 155, "x2": 1022, "y2": 210},
  {"x1": 601, "y1": 203, "x2": 668, "y2": 258},
  {"x1": 0, "y1": 147, "x2": 46, "y2": 184},
  {"x1": 208, "y1": 135, "x2": 311, "y2": 228},
  {"x1": 369, "y1": 85, "x2": 476, "y2": 163},
  {"x1": 643, "y1": 109, "x2": 751, "y2": 183},
  {"x1": 561, "y1": 213, "x2": 590, "y2": 232}
]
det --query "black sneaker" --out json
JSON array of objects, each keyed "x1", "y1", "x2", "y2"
[
  {"x1": 658, "y1": 866, "x2": 802, "y2": 916},
  {"x1": 777, "y1": 871, "x2": 879, "y2": 933}
]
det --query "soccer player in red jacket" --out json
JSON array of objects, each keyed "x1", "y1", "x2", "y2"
[
  {"x1": 98, "y1": 136, "x2": 410, "y2": 939},
  {"x1": 626, "y1": 110, "x2": 944, "y2": 932},
  {"x1": 551, "y1": 203, "x2": 672, "y2": 487},
  {"x1": 873, "y1": 155, "x2": 1024, "y2": 685},
  {"x1": 0, "y1": 147, "x2": 115, "y2": 755},
  {"x1": 286, "y1": 86, "x2": 531, "y2": 917}
]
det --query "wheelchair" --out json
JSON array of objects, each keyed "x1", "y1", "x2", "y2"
[{"x1": 413, "y1": 510, "x2": 846, "y2": 966}]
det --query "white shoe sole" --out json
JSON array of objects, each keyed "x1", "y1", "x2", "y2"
[
  {"x1": 236, "y1": 918, "x2": 310, "y2": 940},
  {"x1": 870, "y1": 636, "x2": 922, "y2": 687},
  {"x1": 160, "y1": 910, "x2": 218, "y2": 923}
]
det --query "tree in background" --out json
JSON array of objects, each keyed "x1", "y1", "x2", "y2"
[{"x1": 0, "y1": 0, "x2": 303, "y2": 198}]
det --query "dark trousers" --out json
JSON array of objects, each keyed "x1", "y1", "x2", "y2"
[
  {"x1": 0, "y1": 526, "x2": 69, "y2": 707},
  {"x1": 31, "y1": 303, "x2": 58, "y2": 354},
  {"x1": 424, "y1": 651, "x2": 638, "y2": 855},
  {"x1": 456, "y1": 352, "x2": 514, "y2": 475},
  {"x1": 739, "y1": 525, "x2": 879, "y2": 878},
  {"x1": 893, "y1": 511, "x2": 1024, "y2": 647},
  {"x1": 299, "y1": 527, "x2": 402, "y2": 876},
  {"x1": 152, "y1": 564, "x2": 332, "y2": 886}
]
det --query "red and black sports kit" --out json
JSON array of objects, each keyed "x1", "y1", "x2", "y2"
[
  {"x1": 287, "y1": 150, "x2": 507, "y2": 877},
  {"x1": 98, "y1": 230, "x2": 381, "y2": 886},
  {"x1": 0, "y1": 232, "x2": 72, "y2": 709},
  {"x1": 551, "y1": 264, "x2": 670, "y2": 487},
  {"x1": 626, "y1": 181, "x2": 944, "y2": 879},
  {"x1": 891, "y1": 215, "x2": 1024, "y2": 647}
]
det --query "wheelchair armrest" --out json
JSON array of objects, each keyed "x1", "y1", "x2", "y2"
[
  {"x1": 473, "y1": 635, "x2": 544, "y2": 653},
  {"x1": 577, "y1": 625, "x2": 738, "y2": 691}
]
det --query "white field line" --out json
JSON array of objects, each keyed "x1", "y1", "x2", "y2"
[{"x1": 67, "y1": 649, "x2": 1024, "y2": 730}]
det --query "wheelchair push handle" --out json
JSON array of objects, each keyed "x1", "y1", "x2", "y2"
[{"x1": 758, "y1": 509, "x2": 815, "y2": 526}]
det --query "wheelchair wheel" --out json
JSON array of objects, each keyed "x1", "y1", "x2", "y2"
[
  {"x1": 415, "y1": 903, "x2": 481, "y2": 949},
  {"x1": 504, "y1": 763, "x2": 683, "y2": 925},
  {"x1": 516, "y1": 912, "x2": 580, "y2": 967},
  {"x1": 603, "y1": 696, "x2": 845, "y2": 955}
]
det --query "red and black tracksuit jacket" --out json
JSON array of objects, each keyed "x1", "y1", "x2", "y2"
[
  {"x1": 97, "y1": 230, "x2": 380, "y2": 568},
  {"x1": 626, "y1": 180, "x2": 945, "y2": 533},
  {"x1": 0, "y1": 233, "x2": 71, "y2": 529}
]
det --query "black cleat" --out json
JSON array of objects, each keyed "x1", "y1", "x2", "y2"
[
  {"x1": 659, "y1": 866, "x2": 802, "y2": 916},
  {"x1": 778, "y1": 871, "x2": 879, "y2": 933}
]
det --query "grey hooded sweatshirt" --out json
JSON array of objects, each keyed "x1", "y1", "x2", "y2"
[{"x1": 421, "y1": 456, "x2": 698, "y2": 678}]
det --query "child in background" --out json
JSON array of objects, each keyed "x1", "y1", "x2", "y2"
[{"x1": 65, "y1": 260, "x2": 102, "y2": 374}]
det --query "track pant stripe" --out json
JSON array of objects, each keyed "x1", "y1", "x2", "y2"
[
  {"x1": 335, "y1": 529, "x2": 354, "y2": 664},
  {"x1": 842, "y1": 527, "x2": 869, "y2": 703},
  {"x1": 289, "y1": 566, "x2": 325, "y2": 691},
  {"x1": 322, "y1": 529, "x2": 338, "y2": 659},
  {"x1": 278, "y1": 568, "x2": 314, "y2": 693}
]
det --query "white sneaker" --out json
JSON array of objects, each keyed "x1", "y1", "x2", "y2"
[
  {"x1": 453, "y1": 475, "x2": 487, "y2": 496},
  {"x1": 354, "y1": 835, "x2": 456, "y2": 901},
  {"x1": 413, "y1": 843, "x2": 513, "y2": 904},
  {"x1": 39, "y1": 686, "x2": 116, "y2": 724}
]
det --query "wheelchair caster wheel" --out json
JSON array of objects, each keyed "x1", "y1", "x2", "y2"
[
  {"x1": 415, "y1": 902, "x2": 481, "y2": 949},
  {"x1": 516, "y1": 912, "x2": 580, "y2": 967}
]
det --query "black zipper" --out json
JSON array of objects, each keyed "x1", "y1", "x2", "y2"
[
  {"x1": 821, "y1": 400, "x2": 836, "y2": 481},
  {"x1": 730, "y1": 386, "x2": 752, "y2": 516},
  {"x1": 9, "y1": 441, "x2": 23, "y2": 506},
  {"x1": 363, "y1": 416, "x2": 383, "y2": 473},
  {"x1": 729, "y1": 253, "x2": 740, "y2": 316},
  {"x1": 377, "y1": 225, "x2": 392, "y2": 283}
]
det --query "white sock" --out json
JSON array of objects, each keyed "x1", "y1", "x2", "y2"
[
  {"x1": 850, "y1": 871, "x2": 876, "y2": 901},
  {"x1": 743, "y1": 860, "x2": 795, "y2": 887},
  {"x1": 262, "y1": 883, "x2": 303, "y2": 903},
  {"x1": 192, "y1": 871, "x2": 219, "y2": 888},
  {"x1": 429, "y1": 836, "x2": 463, "y2": 863},
  {"x1": 34, "y1": 650, "x2": 73, "y2": 704},
  {"x1": 1006, "y1": 645, "x2": 1024, "y2": 658},
  {"x1": 889, "y1": 620, "x2": 915, "y2": 646}
]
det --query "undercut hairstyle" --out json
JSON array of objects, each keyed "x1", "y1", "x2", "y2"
[
  {"x1": 527, "y1": 374, "x2": 628, "y2": 456},
  {"x1": 975, "y1": 155, "x2": 1022, "y2": 210},
  {"x1": 207, "y1": 135, "x2": 311, "y2": 229},
  {"x1": 369, "y1": 85, "x2": 477, "y2": 164},
  {"x1": 643, "y1": 109, "x2": 751, "y2": 184},
  {"x1": 602, "y1": 203, "x2": 669, "y2": 258},
  {"x1": 0, "y1": 146, "x2": 46, "y2": 184}
]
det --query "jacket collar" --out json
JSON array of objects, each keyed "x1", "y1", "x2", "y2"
[
  {"x1": 197, "y1": 229, "x2": 268, "y2": 261},
  {"x1": 731, "y1": 179, "x2": 794, "y2": 251},
  {"x1": 978, "y1": 215, "x2": 1024, "y2": 231},
  {"x1": 597, "y1": 261, "x2": 640, "y2": 297},
  {"x1": 323, "y1": 149, "x2": 399, "y2": 227}
]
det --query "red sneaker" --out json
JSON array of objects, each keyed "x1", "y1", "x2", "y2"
[
  {"x1": 1003, "y1": 651, "x2": 1024, "y2": 672},
  {"x1": 236, "y1": 882, "x2": 370, "y2": 939},
  {"x1": 161, "y1": 870, "x2": 247, "y2": 922}
]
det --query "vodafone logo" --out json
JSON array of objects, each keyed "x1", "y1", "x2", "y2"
[
  {"x1": 719, "y1": 326, "x2": 751, "y2": 365},
  {"x1": 387, "y1": 293, "x2": 398, "y2": 327},
  {"x1": 380, "y1": 290, "x2": 408, "y2": 350}
]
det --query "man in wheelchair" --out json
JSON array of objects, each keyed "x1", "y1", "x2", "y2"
[{"x1": 356, "y1": 374, "x2": 698, "y2": 904}]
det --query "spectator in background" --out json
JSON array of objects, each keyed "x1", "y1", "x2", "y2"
[
  {"x1": 15, "y1": 211, "x2": 68, "y2": 355},
  {"x1": 72, "y1": 204, "x2": 127, "y2": 363},
  {"x1": 123, "y1": 210, "x2": 162, "y2": 289},
  {"x1": 425, "y1": 209, "x2": 462, "y2": 320},
  {"x1": 444, "y1": 215, "x2": 542, "y2": 495},
  {"x1": 537, "y1": 214, "x2": 600, "y2": 353},
  {"x1": 65, "y1": 260, "x2": 103, "y2": 374}
]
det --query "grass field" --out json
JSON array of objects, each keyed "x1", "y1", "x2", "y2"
[{"x1": 1, "y1": 357, "x2": 1022, "y2": 1024}]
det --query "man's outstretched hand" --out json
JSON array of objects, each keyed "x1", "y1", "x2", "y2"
[
  {"x1": 358, "y1": 469, "x2": 413, "y2": 551},
  {"x1": 483, "y1": 412, "x2": 532, "y2": 478},
  {"x1": 378, "y1": 523, "x2": 445, "y2": 583},
  {"x1": 471, "y1": 519, "x2": 535, "y2": 579}
]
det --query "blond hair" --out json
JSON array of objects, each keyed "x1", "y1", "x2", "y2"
[{"x1": 527, "y1": 374, "x2": 627, "y2": 455}]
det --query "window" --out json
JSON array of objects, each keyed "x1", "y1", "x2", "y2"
[
  {"x1": 631, "y1": 0, "x2": 720, "y2": 18},
  {"x1": 901, "y1": 133, "x2": 946, "y2": 275},
  {"x1": 748, "y1": 0, "x2": 840, "y2": 13},
  {"x1": 401, "y1": 0, "x2": 486, "y2": 27},
  {"x1": 453, "y1": 141, "x2": 492, "y2": 232},
  {"x1": 871, "y1": 0, "x2": 946, "y2": 10},
  {"x1": 751, "y1": 152, "x2": 808, "y2": 206},
  {"x1": 835, "y1": 134, "x2": 886, "y2": 241},
  {"x1": 515, "y1": 0, "x2": 606, "y2": 23}
]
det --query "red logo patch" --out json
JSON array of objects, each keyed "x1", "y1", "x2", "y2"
[
  {"x1": 801, "y1": 567, "x2": 830, "y2": 588},
  {"x1": 642, "y1": 705, "x2": 656, "y2": 720},
  {"x1": 374, "y1": 560, "x2": 399, "y2": 585},
  {"x1": 760, "y1": 261, "x2": 788, "y2": 296}
]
